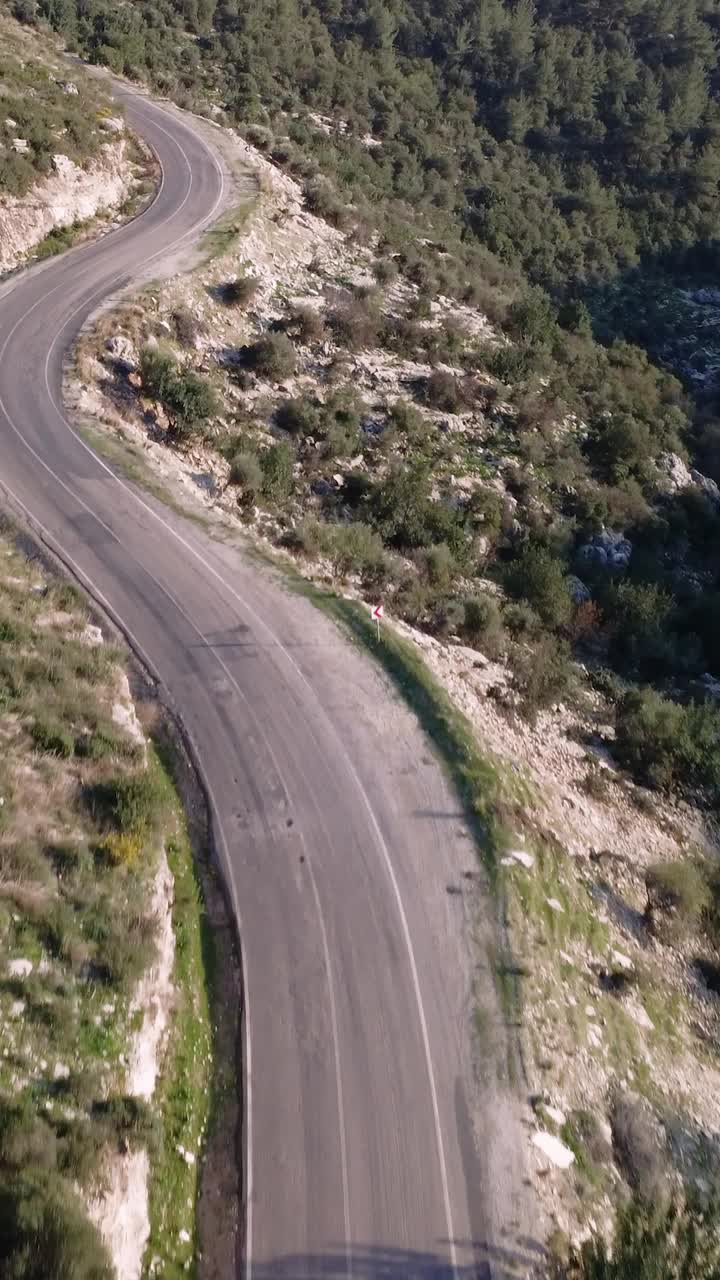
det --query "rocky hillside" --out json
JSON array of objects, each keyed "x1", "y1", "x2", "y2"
[{"x1": 0, "y1": 6, "x2": 150, "y2": 271}]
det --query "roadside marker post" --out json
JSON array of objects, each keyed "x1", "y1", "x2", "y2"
[{"x1": 371, "y1": 602, "x2": 384, "y2": 641}]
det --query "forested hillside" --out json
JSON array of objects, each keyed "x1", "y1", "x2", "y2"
[{"x1": 30, "y1": 0, "x2": 720, "y2": 289}]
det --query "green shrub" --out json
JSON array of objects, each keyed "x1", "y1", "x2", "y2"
[
  {"x1": 229, "y1": 450, "x2": 263, "y2": 495},
  {"x1": 172, "y1": 307, "x2": 204, "y2": 347},
  {"x1": 462, "y1": 594, "x2": 504, "y2": 656},
  {"x1": 139, "y1": 346, "x2": 217, "y2": 443},
  {"x1": 0, "y1": 1172, "x2": 113, "y2": 1280},
  {"x1": 511, "y1": 635, "x2": 574, "y2": 723},
  {"x1": 614, "y1": 688, "x2": 720, "y2": 796},
  {"x1": 139, "y1": 345, "x2": 175, "y2": 402},
  {"x1": 504, "y1": 546, "x2": 572, "y2": 628},
  {"x1": 645, "y1": 859, "x2": 710, "y2": 939},
  {"x1": 386, "y1": 400, "x2": 433, "y2": 447},
  {"x1": 329, "y1": 295, "x2": 381, "y2": 350},
  {"x1": 30, "y1": 720, "x2": 74, "y2": 759},
  {"x1": 303, "y1": 177, "x2": 349, "y2": 228},
  {"x1": 87, "y1": 769, "x2": 166, "y2": 835},
  {"x1": 604, "y1": 580, "x2": 676, "y2": 677},
  {"x1": 287, "y1": 304, "x2": 325, "y2": 343},
  {"x1": 423, "y1": 369, "x2": 465, "y2": 413},
  {"x1": 275, "y1": 394, "x2": 323, "y2": 437},
  {"x1": 610, "y1": 1093, "x2": 669, "y2": 1202},
  {"x1": 503, "y1": 601, "x2": 542, "y2": 639},
  {"x1": 325, "y1": 522, "x2": 386, "y2": 582},
  {"x1": 249, "y1": 332, "x2": 297, "y2": 379},
  {"x1": 261, "y1": 443, "x2": 295, "y2": 503},
  {"x1": 561, "y1": 1194, "x2": 720, "y2": 1280},
  {"x1": 220, "y1": 274, "x2": 260, "y2": 307},
  {"x1": 416, "y1": 543, "x2": 455, "y2": 589}
]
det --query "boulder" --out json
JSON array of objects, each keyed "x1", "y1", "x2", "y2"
[
  {"x1": 658, "y1": 451, "x2": 693, "y2": 493},
  {"x1": 105, "y1": 334, "x2": 138, "y2": 371},
  {"x1": 578, "y1": 528, "x2": 632, "y2": 569},
  {"x1": 567, "y1": 575, "x2": 591, "y2": 604},
  {"x1": 690, "y1": 468, "x2": 720, "y2": 506}
]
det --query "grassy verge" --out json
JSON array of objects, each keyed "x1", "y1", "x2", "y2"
[
  {"x1": 32, "y1": 217, "x2": 93, "y2": 259},
  {"x1": 295, "y1": 588, "x2": 521, "y2": 882},
  {"x1": 199, "y1": 196, "x2": 258, "y2": 264},
  {"x1": 142, "y1": 790, "x2": 213, "y2": 1279}
]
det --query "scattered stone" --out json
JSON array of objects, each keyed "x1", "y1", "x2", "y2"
[
  {"x1": 501, "y1": 848, "x2": 535, "y2": 869},
  {"x1": 585, "y1": 1005, "x2": 596, "y2": 1018},
  {"x1": 11, "y1": 138, "x2": 29, "y2": 154},
  {"x1": 178, "y1": 1229, "x2": 191, "y2": 1245},
  {"x1": 546, "y1": 898, "x2": 565, "y2": 913},
  {"x1": 100, "y1": 115, "x2": 125, "y2": 134},
  {"x1": 80, "y1": 623, "x2": 104, "y2": 647},
  {"x1": 627, "y1": 1003, "x2": 654, "y2": 1032},
  {"x1": 8, "y1": 958, "x2": 33, "y2": 978},
  {"x1": 611, "y1": 950, "x2": 633, "y2": 971},
  {"x1": 60, "y1": 81, "x2": 78, "y2": 95},
  {"x1": 532, "y1": 1131, "x2": 575, "y2": 1169},
  {"x1": 53, "y1": 1062, "x2": 70, "y2": 1080},
  {"x1": 587, "y1": 1024, "x2": 603, "y2": 1048},
  {"x1": 10, "y1": 1000, "x2": 25, "y2": 1018},
  {"x1": 52, "y1": 154, "x2": 77, "y2": 178},
  {"x1": 544, "y1": 1105, "x2": 567, "y2": 1126}
]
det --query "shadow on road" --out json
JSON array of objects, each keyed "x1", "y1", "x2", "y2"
[{"x1": 247, "y1": 1236, "x2": 544, "y2": 1279}]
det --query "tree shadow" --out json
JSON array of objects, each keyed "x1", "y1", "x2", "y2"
[{"x1": 248, "y1": 1236, "x2": 543, "y2": 1279}]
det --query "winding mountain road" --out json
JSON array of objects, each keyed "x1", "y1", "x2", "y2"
[{"x1": 0, "y1": 85, "x2": 530, "y2": 1278}]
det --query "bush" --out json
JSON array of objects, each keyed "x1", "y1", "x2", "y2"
[
  {"x1": 504, "y1": 546, "x2": 572, "y2": 628},
  {"x1": 503, "y1": 600, "x2": 542, "y2": 639},
  {"x1": 614, "y1": 688, "x2": 720, "y2": 796},
  {"x1": 645, "y1": 859, "x2": 710, "y2": 940},
  {"x1": 325, "y1": 523, "x2": 386, "y2": 582},
  {"x1": 87, "y1": 770, "x2": 166, "y2": 835},
  {"x1": 260, "y1": 443, "x2": 295, "y2": 503},
  {"x1": 248, "y1": 332, "x2": 297, "y2": 380},
  {"x1": 329, "y1": 295, "x2": 381, "y2": 350},
  {"x1": 99, "y1": 832, "x2": 144, "y2": 869},
  {"x1": 30, "y1": 719, "x2": 74, "y2": 759},
  {"x1": 172, "y1": 307, "x2": 204, "y2": 347},
  {"x1": 373, "y1": 257, "x2": 398, "y2": 285},
  {"x1": 561, "y1": 1194, "x2": 720, "y2": 1280},
  {"x1": 287, "y1": 304, "x2": 325, "y2": 343},
  {"x1": 423, "y1": 370, "x2": 465, "y2": 413},
  {"x1": 416, "y1": 543, "x2": 455, "y2": 589},
  {"x1": 303, "y1": 177, "x2": 349, "y2": 228},
  {"x1": 139, "y1": 346, "x2": 217, "y2": 443},
  {"x1": 511, "y1": 635, "x2": 574, "y2": 723},
  {"x1": 386, "y1": 400, "x2": 433, "y2": 447},
  {"x1": 610, "y1": 1093, "x2": 669, "y2": 1202},
  {"x1": 229, "y1": 450, "x2": 263, "y2": 495},
  {"x1": 0, "y1": 1172, "x2": 113, "y2": 1279},
  {"x1": 220, "y1": 274, "x2": 260, "y2": 307},
  {"x1": 462, "y1": 594, "x2": 504, "y2": 655},
  {"x1": 139, "y1": 345, "x2": 175, "y2": 402}
]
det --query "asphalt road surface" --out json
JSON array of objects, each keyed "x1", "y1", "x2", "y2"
[{"x1": 0, "y1": 86, "x2": 530, "y2": 1278}]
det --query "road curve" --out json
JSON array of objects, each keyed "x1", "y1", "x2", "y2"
[{"x1": 0, "y1": 85, "x2": 528, "y2": 1277}]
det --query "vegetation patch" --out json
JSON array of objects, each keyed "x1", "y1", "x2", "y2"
[{"x1": 0, "y1": 528, "x2": 215, "y2": 1278}]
